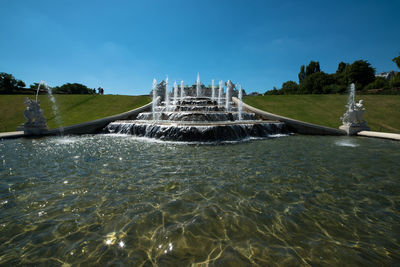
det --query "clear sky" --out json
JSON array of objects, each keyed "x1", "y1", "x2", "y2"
[{"x1": 1, "y1": 0, "x2": 399, "y2": 95}]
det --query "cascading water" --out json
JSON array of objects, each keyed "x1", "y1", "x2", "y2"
[
  {"x1": 238, "y1": 84, "x2": 243, "y2": 121},
  {"x1": 225, "y1": 80, "x2": 231, "y2": 111},
  {"x1": 173, "y1": 81, "x2": 178, "y2": 104},
  {"x1": 152, "y1": 78, "x2": 157, "y2": 121},
  {"x1": 196, "y1": 73, "x2": 201, "y2": 97},
  {"x1": 218, "y1": 80, "x2": 223, "y2": 106},
  {"x1": 180, "y1": 80, "x2": 184, "y2": 99},
  {"x1": 165, "y1": 76, "x2": 170, "y2": 111},
  {"x1": 211, "y1": 80, "x2": 215, "y2": 101},
  {"x1": 105, "y1": 76, "x2": 289, "y2": 142}
]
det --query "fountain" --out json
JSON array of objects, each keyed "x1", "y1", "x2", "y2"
[
  {"x1": 211, "y1": 80, "x2": 215, "y2": 101},
  {"x1": 173, "y1": 81, "x2": 178, "y2": 104},
  {"x1": 18, "y1": 97, "x2": 48, "y2": 135},
  {"x1": 105, "y1": 76, "x2": 288, "y2": 142},
  {"x1": 45, "y1": 82, "x2": 64, "y2": 135},
  {"x1": 180, "y1": 80, "x2": 184, "y2": 99},
  {"x1": 165, "y1": 76, "x2": 170, "y2": 111},
  {"x1": 225, "y1": 80, "x2": 232, "y2": 111},
  {"x1": 218, "y1": 80, "x2": 223, "y2": 106},
  {"x1": 339, "y1": 83, "x2": 370, "y2": 135},
  {"x1": 238, "y1": 84, "x2": 243, "y2": 121},
  {"x1": 196, "y1": 73, "x2": 201, "y2": 97},
  {"x1": 19, "y1": 81, "x2": 63, "y2": 135},
  {"x1": 152, "y1": 78, "x2": 157, "y2": 121}
]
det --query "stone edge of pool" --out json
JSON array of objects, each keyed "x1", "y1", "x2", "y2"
[{"x1": 233, "y1": 97, "x2": 346, "y2": 136}]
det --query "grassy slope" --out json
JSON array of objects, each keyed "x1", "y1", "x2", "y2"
[
  {"x1": 0, "y1": 95, "x2": 150, "y2": 132},
  {"x1": 244, "y1": 95, "x2": 400, "y2": 134}
]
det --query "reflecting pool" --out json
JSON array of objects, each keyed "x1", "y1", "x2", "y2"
[{"x1": 0, "y1": 135, "x2": 399, "y2": 266}]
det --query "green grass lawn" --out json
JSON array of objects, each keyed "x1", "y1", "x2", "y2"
[
  {"x1": 244, "y1": 95, "x2": 400, "y2": 133},
  {"x1": 0, "y1": 94, "x2": 151, "y2": 132}
]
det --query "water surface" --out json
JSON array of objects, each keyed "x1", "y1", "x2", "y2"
[{"x1": 0, "y1": 135, "x2": 399, "y2": 266}]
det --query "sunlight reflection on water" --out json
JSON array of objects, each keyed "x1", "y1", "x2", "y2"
[{"x1": 0, "y1": 135, "x2": 399, "y2": 265}]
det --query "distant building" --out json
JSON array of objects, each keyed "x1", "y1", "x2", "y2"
[{"x1": 376, "y1": 71, "x2": 396, "y2": 80}]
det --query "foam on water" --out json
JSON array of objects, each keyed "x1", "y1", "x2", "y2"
[{"x1": 335, "y1": 138, "x2": 359, "y2": 147}]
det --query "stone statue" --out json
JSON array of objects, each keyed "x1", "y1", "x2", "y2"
[
  {"x1": 18, "y1": 97, "x2": 48, "y2": 134},
  {"x1": 341, "y1": 99, "x2": 367, "y2": 126},
  {"x1": 339, "y1": 84, "x2": 369, "y2": 135}
]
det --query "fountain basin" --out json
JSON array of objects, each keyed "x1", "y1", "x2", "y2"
[
  {"x1": 106, "y1": 120, "x2": 288, "y2": 142},
  {"x1": 136, "y1": 111, "x2": 255, "y2": 121}
]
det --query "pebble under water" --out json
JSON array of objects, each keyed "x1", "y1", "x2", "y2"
[{"x1": 0, "y1": 135, "x2": 399, "y2": 266}]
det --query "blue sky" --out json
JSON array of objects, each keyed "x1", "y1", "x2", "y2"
[{"x1": 1, "y1": 0, "x2": 399, "y2": 95}]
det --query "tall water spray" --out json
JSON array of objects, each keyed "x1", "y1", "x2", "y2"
[
  {"x1": 347, "y1": 83, "x2": 356, "y2": 111},
  {"x1": 225, "y1": 80, "x2": 231, "y2": 111},
  {"x1": 238, "y1": 84, "x2": 243, "y2": 120},
  {"x1": 35, "y1": 81, "x2": 42, "y2": 102},
  {"x1": 165, "y1": 76, "x2": 170, "y2": 110},
  {"x1": 152, "y1": 78, "x2": 157, "y2": 120},
  {"x1": 211, "y1": 80, "x2": 215, "y2": 101},
  {"x1": 180, "y1": 80, "x2": 184, "y2": 99},
  {"x1": 196, "y1": 73, "x2": 201, "y2": 97},
  {"x1": 173, "y1": 81, "x2": 178, "y2": 104},
  {"x1": 40, "y1": 81, "x2": 64, "y2": 135},
  {"x1": 218, "y1": 80, "x2": 223, "y2": 106}
]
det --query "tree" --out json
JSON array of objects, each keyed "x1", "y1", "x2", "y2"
[
  {"x1": 298, "y1": 65, "x2": 306, "y2": 85},
  {"x1": 336, "y1": 62, "x2": 348, "y2": 74},
  {"x1": 265, "y1": 87, "x2": 280, "y2": 95},
  {"x1": 281, "y1": 81, "x2": 299, "y2": 94},
  {"x1": 390, "y1": 73, "x2": 400, "y2": 88},
  {"x1": 52, "y1": 83, "x2": 95, "y2": 94},
  {"x1": 0, "y1": 72, "x2": 26, "y2": 93},
  {"x1": 300, "y1": 72, "x2": 334, "y2": 94},
  {"x1": 393, "y1": 53, "x2": 400, "y2": 70},
  {"x1": 364, "y1": 77, "x2": 389, "y2": 91},
  {"x1": 306, "y1": 61, "x2": 320, "y2": 76},
  {"x1": 344, "y1": 60, "x2": 375, "y2": 89}
]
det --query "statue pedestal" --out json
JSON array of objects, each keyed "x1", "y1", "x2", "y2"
[
  {"x1": 17, "y1": 125, "x2": 48, "y2": 136},
  {"x1": 339, "y1": 124, "x2": 370, "y2": 136}
]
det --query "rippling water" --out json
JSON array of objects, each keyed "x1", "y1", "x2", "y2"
[{"x1": 0, "y1": 135, "x2": 399, "y2": 266}]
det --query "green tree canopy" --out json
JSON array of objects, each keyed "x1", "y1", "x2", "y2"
[
  {"x1": 300, "y1": 72, "x2": 334, "y2": 94},
  {"x1": 281, "y1": 81, "x2": 299, "y2": 94},
  {"x1": 305, "y1": 61, "x2": 321, "y2": 76},
  {"x1": 364, "y1": 77, "x2": 389, "y2": 91},
  {"x1": 52, "y1": 83, "x2": 95, "y2": 94},
  {"x1": 298, "y1": 65, "x2": 306, "y2": 85},
  {"x1": 393, "y1": 53, "x2": 400, "y2": 70},
  {"x1": 0, "y1": 72, "x2": 26, "y2": 93},
  {"x1": 344, "y1": 60, "x2": 375, "y2": 89},
  {"x1": 336, "y1": 62, "x2": 348, "y2": 74}
]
